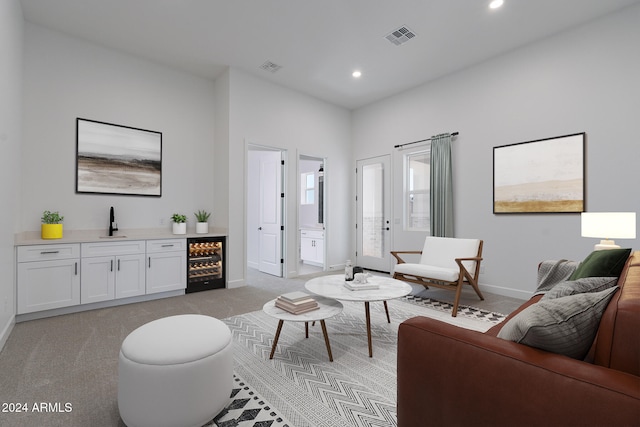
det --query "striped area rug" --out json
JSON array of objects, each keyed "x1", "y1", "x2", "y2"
[{"x1": 208, "y1": 298, "x2": 505, "y2": 427}]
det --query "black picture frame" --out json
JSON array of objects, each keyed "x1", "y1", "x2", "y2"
[
  {"x1": 76, "y1": 118, "x2": 162, "y2": 197},
  {"x1": 493, "y1": 132, "x2": 585, "y2": 213}
]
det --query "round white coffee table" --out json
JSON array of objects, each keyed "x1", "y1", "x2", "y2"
[
  {"x1": 263, "y1": 296, "x2": 343, "y2": 362},
  {"x1": 305, "y1": 274, "x2": 412, "y2": 357}
]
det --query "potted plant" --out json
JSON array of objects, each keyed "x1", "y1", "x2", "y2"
[
  {"x1": 171, "y1": 213, "x2": 187, "y2": 235},
  {"x1": 41, "y1": 210, "x2": 64, "y2": 239},
  {"x1": 194, "y1": 210, "x2": 211, "y2": 234}
]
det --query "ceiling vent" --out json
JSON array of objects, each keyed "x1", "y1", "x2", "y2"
[
  {"x1": 260, "y1": 60, "x2": 283, "y2": 73},
  {"x1": 384, "y1": 26, "x2": 417, "y2": 46}
]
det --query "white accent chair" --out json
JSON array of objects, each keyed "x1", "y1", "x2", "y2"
[
  {"x1": 118, "y1": 314, "x2": 233, "y2": 427},
  {"x1": 391, "y1": 236, "x2": 484, "y2": 317}
]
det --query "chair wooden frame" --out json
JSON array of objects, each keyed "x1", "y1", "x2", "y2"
[{"x1": 391, "y1": 240, "x2": 484, "y2": 317}]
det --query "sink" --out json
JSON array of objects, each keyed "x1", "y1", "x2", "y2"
[{"x1": 99, "y1": 235, "x2": 127, "y2": 239}]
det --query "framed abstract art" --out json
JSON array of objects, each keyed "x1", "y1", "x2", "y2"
[
  {"x1": 493, "y1": 133, "x2": 585, "y2": 213},
  {"x1": 76, "y1": 118, "x2": 162, "y2": 197}
]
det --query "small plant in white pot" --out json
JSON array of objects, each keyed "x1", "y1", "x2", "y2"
[
  {"x1": 194, "y1": 210, "x2": 211, "y2": 234},
  {"x1": 171, "y1": 214, "x2": 187, "y2": 235},
  {"x1": 41, "y1": 210, "x2": 64, "y2": 239}
]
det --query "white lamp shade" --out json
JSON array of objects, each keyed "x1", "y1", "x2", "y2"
[{"x1": 581, "y1": 212, "x2": 636, "y2": 239}]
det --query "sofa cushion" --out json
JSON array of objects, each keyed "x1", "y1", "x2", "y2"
[
  {"x1": 419, "y1": 236, "x2": 480, "y2": 273},
  {"x1": 393, "y1": 263, "x2": 459, "y2": 282},
  {"x1": 569, "y1": 248, "x2": 631, "y2": 280},
  {"x1": 497, "y1": 286, "x2": 619, "y2": 359},
  {"x1": 541, "y1": 277, "x2": 618, "y2": 300}
]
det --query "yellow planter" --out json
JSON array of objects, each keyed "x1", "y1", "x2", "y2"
[{"x1": 41, "y1": 223, "x2": 63, "y2": 240}]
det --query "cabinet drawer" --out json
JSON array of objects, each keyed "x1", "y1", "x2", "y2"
[
  {"x1": 17, "y1": 244, "x2": 80, "y2": 262},
  {"x1": 300, "y1": 229, "x2": 324, "y2": 239},
  {"x1": 82, "y1": 240, "x2": 145, "y2": 257},
  {"x1": 146, "y1": 239, "x2": 186, "y2": 254}
]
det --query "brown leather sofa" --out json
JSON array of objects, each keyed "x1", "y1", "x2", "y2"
[{"x1": 397, "y1": 251, "x2": 640, "y2": 427}]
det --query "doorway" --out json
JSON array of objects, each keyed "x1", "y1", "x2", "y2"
[
  {"x1": 356, "y1": 155, "x2": 392, "y2": 272},
  {"x1": 247, "y1": 145, "x2": 285, "y2": 277},
  {"x1": 298, "y1": 155, "x2": 326, "y2": 275}
]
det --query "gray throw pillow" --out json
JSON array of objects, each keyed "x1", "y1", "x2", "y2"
[
  {"x1": 541, "y1": 277, "x2": 617, "y2": 301},
  {"x1": 497, "y1": 287, "x2": 618, "y2": 359}
]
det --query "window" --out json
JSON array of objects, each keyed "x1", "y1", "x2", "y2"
[
  {"x1": 405, "y1": 150, "x2": 430, "y2": 232},
  {"x1": 301, "y1": 172, "x2": 315, "y2": 205}
]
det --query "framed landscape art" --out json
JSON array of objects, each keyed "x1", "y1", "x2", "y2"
[
  {"x1": 76, "y1": 118, "x2": 162, "y2": 197},
  {"x1": 493, "y1": 133, "x2": 585, "y2": 213}
]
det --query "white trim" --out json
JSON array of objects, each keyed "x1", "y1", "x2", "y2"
[
  {"x1": 0, "y1": 317, "x2": 15, "y2": 352},
  {"x1": 478, "y1": 283, "x2": 529, "y2": 301}
]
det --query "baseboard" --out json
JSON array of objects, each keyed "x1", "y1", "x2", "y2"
[
  {"x1": 0, "y1": 316, "x2": 15, "y2": 353},
  {"x1": 227, "y1": 278, "x2": 246, "y2": 289},
  {"x1": 16, "y1": 290, "x2": 185, "y2": 323},
  {"x1": 328, "y1": 263, "x2": 346, "y2": 271},
  {"x1": 478, "y1": 282, "x2": 530, "y2": 300}
]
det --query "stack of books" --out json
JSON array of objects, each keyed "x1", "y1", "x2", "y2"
[
  {"x1": 275, "y1": 291, "x2": 319, "y2": 314},
  {"x1": 344, "y1": 281, "x2": 379, "y2": 291}
]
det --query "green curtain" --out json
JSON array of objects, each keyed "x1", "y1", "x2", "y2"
[{"x1": 430, "y1": 133, "x2": 454, "y2": 237}]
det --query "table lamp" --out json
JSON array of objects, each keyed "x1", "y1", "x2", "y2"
[{"x1": 581, "y1": 212, "x2": 636, "y2": 250}]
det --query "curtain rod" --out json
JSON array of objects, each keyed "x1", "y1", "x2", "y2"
[{"x1": 394, "y1": 131, "x2": 459, "y2": 149}]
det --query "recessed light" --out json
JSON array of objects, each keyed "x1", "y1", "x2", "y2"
[
  {"x1": 352, "y1": 70, "x2": 362, "y2": 78},
  {"x1": 489, "y1": 0, "x2": 503, "y2": 9}
]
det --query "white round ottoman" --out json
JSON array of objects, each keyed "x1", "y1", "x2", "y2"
[{"x1": 118, "y1": 314, "x2": 233, "y2": 427}]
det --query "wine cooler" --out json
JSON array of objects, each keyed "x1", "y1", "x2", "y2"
[{"x1": 186, "y1": 236, "x2": 225, "y2": 293}]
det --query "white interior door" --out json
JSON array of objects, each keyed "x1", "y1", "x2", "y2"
[
  {"x1": 259, "y1": 151, "x2": 283, "y2": 276},
  {"x1": 356, "y1": 155, "x2": 392, "y2": 272}
]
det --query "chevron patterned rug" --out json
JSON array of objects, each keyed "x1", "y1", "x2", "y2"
[{"x1": 208, "y1": 298, "x2": 504, "y2": 427}]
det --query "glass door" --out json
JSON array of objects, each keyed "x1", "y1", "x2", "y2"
[{"x1": 356, "y1": 155, "x2": 391, "y2": 272}]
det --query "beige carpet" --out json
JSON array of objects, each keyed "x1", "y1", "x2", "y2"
[{"x1": 0, "y1": 271, "x2": 520, "y2": 427}]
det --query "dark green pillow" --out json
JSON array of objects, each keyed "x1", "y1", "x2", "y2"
[{"x1": 568, "y1": 248, "x2": 631, "y2": 280}]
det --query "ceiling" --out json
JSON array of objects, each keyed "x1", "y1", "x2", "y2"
[{"x1": 19, "y1": 0, "x2": 640, "y2": 110}]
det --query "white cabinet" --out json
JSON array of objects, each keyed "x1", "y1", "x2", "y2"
[
  {"x1": 81, "y1": 241, "x2": 146, "y2": 304},
  {"x1": 146, "y1": 239, "x2": 186, "y2": 294},
  {"x1": 301, "y1": 229, "x2": 324, "y2": 266},
  {"x1": 16, "y1": 236, "x2": 192, "y2": 318},
  {"x1": 17, "y1": 244, "x2": 81, "y2": 314}
]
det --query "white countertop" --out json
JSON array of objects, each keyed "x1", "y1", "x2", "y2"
[{"x1": 15, "y1": 227, "x2": 228, "y2": 246}]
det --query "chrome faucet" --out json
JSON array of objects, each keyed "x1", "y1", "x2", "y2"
[{"x1": 109, "y1": 206, "x2": 118, "y2": 236}]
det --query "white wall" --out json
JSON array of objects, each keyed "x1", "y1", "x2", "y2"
[
  {"x1": 0, "y1": 0, "x2": 23, "y2": 349},
  {"x1": 22, "y1": 23, "x2": 217, "y2": 233},
  {"x1": 226, "y1": 69, "x2": 352, "y2": 284},
  {"x1": 352, "y1": 4, "x2": 640, "y2": 298}
]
